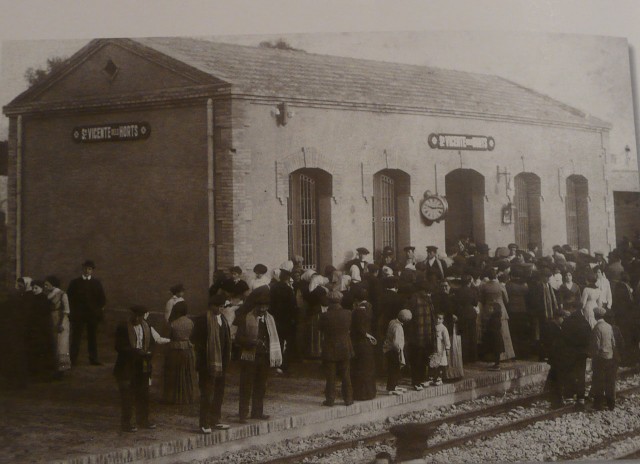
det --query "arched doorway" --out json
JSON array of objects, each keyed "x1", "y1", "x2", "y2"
[
  {"x1": 287, "y1": 168, "x2": 333, "y2": 271},
  {"x1": 566, "y1": 175, "x2": 590, "y2": 250},
  {"x1": 372, "y1": 169, "x2": 411, "y2": 259},
  {"x1": 514, "y1": 172, "x2": 542, "y2": 251},
  {"x1": 445, "y1": 169, "x2": 485, "y2": 251}
]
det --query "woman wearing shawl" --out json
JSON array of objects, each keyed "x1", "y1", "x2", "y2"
[
  {"x1": 163, "y1": 301, "x2": 196, "y2": 404},
  {"x1": 595, "y1": 267, "x2": 613, "y2": 310},
  {"x1": 27, "y1": 280, "x2": 56, "y2": 381},
  {"x1": 234, "y1": 287, "x2": 282, "y2": 423},
  {"x1": 581, "y1": 271, "x2": 601, "y2": 328},
  {"x1": 192, "y1": 294, "x2": 232, "y2": 433},
  {"x1": 44, "y1": 276, "x2": 71, "y2": 378}
]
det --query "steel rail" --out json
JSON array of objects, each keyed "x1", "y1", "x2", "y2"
[{"x1": 260, "y1": 367, "x2": 640, "y2": 464}]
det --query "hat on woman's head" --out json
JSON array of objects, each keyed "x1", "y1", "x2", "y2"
[
  {"x1": 253, "y1": 264, "x2": 268, "y2": 274},
  {"x1": 209, "y1": 294, "x2": 227, "y2": 307},
  {"x1": 170, "y1": 283, "x2": 185, "y2": 295},
  {"x1": 171, "y1": 301, "x2": 188, "y2": 318},
  {"x1": 252, "y1": 286, "x2": 271, "y2": 304},
  {"x1": 130, "y1": 305, "x2": 148, "y2": 316},
  {"x1": 45, "y1": 275, "x2": 61, "y2": 288}
]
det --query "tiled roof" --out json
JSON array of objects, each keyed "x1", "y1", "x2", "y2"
[{"x1": 135, "y1": 37, "x2": 610, "y2": 130}]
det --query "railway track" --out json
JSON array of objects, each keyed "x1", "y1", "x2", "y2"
[{"x1": 261, "y1": 367, "x2": 640, "y2": 464}]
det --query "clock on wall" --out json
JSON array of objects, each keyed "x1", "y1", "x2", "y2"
[{"x1": 420, "y1": 190, "x2": 449, "y2": 223}]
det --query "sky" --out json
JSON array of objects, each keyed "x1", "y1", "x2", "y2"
[{"x1": 0, "y1": 0, "x2": 639, "y2": 168}]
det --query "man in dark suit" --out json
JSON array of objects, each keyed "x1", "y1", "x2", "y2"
[
  {"x1": 319, "y1": 290, "x2": 353, "y2": 406},
  {"x1": 424, "y1": 246, "x2": 447, "y2": 281},
  {"x1": 561, "y1": 306, "x2": 592, "y2": 408},
  {"x1": 234, "y1": 287, "x2": 282, "y2": 423},
  {"x1": 191, "y1": 294, "x2": 232, "y2": 433},
  {"x1": 67, "y1": 260, "x2": 107, "y2": 366},
  {"x1": 113, "y1": 305, "x2": 155, "y2": 432},
  {"x1": 270, "y1": 269, "x2": 298, "y2": 371}
]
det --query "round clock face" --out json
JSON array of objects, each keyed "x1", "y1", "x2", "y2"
[{"x1": 421, "y1": 196, "x2": 446, "y2": 221}]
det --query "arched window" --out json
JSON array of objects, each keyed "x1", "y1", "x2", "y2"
[
  {"x1": 287, "y1": 168, "x2": 332, "y2": 271},
  {"x1": 373, "y1": 169, "x2": 410, "y2": 258},
  {"x1": 445, "y1": 169, "x2": 485, "y2": 251},
  {"x1": 566, "y1": 175, "x2": 590, "y2": 250},
  {"x1": 514, "y1": 173, "x2": 542, "y2": 251}
]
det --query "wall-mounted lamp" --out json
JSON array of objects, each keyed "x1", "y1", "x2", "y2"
[
  {"x1": 271, "y1": 102, "x2": 294, "y2": 126},
  {"x1": 496, "y1": 165, "x2": 512, "y2": 200},
  {"x1": 625, "y1": 145, "x2": 631, "y2": 165}
]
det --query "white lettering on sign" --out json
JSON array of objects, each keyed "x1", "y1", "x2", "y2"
[
  {"x1": 428, "y1": 133, "x2": 495, "y2": 151},
  {"x1": 73, "y1": 123, "x2": 150, "y2": 143}
]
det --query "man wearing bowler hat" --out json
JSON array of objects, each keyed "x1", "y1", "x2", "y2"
[
  {"x1": 424, "y1": 246, "x2": 447, "y2": 281},
  {"x1": 113, "y1": 305, "x2": 156, "y2": 432},
  {"x1": 67, "y1": 259, "x2": 107, "y2": 366}
]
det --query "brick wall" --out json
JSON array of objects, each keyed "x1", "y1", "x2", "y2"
[{"x1": 14, "y1": 103, "x2": 211, "y2": 311}]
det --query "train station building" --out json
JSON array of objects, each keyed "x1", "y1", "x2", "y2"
[{"x1": 3, "y1": 37, "x2": 637, "y2": 309}]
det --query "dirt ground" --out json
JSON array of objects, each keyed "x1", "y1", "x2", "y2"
[{"x1": 0, "y1": 310, "x2": 527, "y2": 464}]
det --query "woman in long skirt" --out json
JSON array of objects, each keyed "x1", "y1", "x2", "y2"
[
  {"x1": 445, "y1": 322, "x2": 464, "y2": 380},
  {"x1": 480, "y1": 269, "x2": 515, "y2": 361},
  {"x1": 44, "y1": 276, "x2": 71, "y2": 378},
  {"x1": 163, "y1": 301, "x2": 196, "y2": 404},
  {"x1": 350, "y1": 291, "x2": 377, "y2": 400}
]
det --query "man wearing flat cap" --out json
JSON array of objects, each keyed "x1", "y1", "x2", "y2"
[
  {"x1": 402, "y1": 246, "x2": 417, "y2": 270},
  {"x1": 234, "y1": 287, "x2": 282, "y2": 423},
  {"x1": 67, "y1": 259, "x2": 107, "y2": 366},
  {"x1": 191, "y1": 294, "x2": 232, "y2": 433},
  {"x1": 348, "y1": 247, "x2": 370, "y2": 283},
  {"x1": 424, "y1": 246, "x2": 447, "y2": 281},
  {"x1": 113, "y1": 305, "x2": 156, "y2": 432}
]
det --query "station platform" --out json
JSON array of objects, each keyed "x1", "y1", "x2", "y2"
[{"x1": 0, "y1": 311, "x2": 549, "y2": 464}]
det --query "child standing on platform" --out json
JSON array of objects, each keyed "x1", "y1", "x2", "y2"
[{"x1": 430, "y1": 313, "x2": 450, "y2": 386}]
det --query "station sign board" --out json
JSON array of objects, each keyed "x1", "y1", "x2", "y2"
[
  {"x1": 428, "y1": 133, "x2": 495, "y2": 151},
  {"x1": 72, "y1": 122, "x2": 151, "y2": 143}
]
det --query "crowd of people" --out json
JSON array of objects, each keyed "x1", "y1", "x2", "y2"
[{"x1": 2, "y1": 234, "x2": 640, "y2": 433}]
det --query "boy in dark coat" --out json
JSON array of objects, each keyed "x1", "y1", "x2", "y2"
[
  {"x1": 113, "y1": 305, "x2": 155, "y2": 432},
  {"x1": 319, "y1": 290, "x2": 353, "y2": 406},
  {"x1": 191, "y1": 294, "x2": 232, "y2": 433}
]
